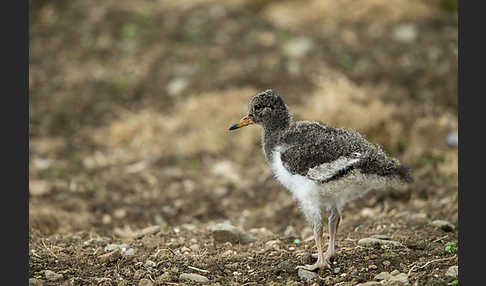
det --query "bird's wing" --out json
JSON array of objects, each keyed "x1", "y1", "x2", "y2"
[
  {"x1": 280, "y1": 144, "x2": 363, "y2": 182},
  {"x1": 279, "y1": 122, "x2": 371, "y2": 182},
  {"x1": 306, "y1": 153, "x2": 362, "y2": 181}
]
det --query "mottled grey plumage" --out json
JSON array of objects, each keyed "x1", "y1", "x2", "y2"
[
  {"x1": 246, "y1": 89, "x2": 411, "y2": 184},
  {"x1": 229, "y1": 89, "x2": 412, "y2": 271}
]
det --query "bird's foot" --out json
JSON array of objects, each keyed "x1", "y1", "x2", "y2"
[
  {"x1": 312, "y1": 251, "x2": 335, "y2": 261},
  {"x1": 296, "y1": 261, "x2": 330, "y2": 271}
]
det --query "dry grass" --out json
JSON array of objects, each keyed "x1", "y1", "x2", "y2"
[
  {"x1": 262, "y1": 0, "x2": 439, "y2": 31},
  {"x1": 93, "y1": 88, "x2": 263, "y2": 164}
]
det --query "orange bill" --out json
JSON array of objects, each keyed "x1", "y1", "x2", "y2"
[{"x1": 229, "y1": 115, "x2": 255, "y2": 130}]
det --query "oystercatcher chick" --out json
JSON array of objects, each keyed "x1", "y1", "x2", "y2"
[{"x1": 229, "y1": 89, "x2": 412, "y2": 271}]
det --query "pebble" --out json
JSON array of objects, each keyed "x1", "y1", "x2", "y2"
[
  {"x1": 98, "y1": 249, "x2": 121, "y2": 263},
  {"x1": 209, "y1": 223, "x2": 257, "y2": 244},
  {"x1": 104, "y1": 243, "x2": 135, "y2": 255},
  {"x1": 124, "y1": 248, "x2": 135, "y2": 255},
  {"x1": 382, "y1": 260, "x2": 391, "y2": 267},
  {"x1": 180, "y1": 246, "x2": 191, "y2": 253},
  {"x1": 445, "y1": 265, "x2": 458, "y2": 278},
  {"x1": 298, "y1": 268, "x2": 317, "y2": 280},
  {"x1": 356, "y1": 282, "x2": 382, "y2": 286},
  {"x1": 334, "y1": 267, "x2": 341, "y2": 274},
  {"x1": 390, "y1": 270, "x2": 400, "y2": 276},
  {"x1": 431, "y1": 220, "x2": 455, "y2": 232},
  {"x1": 375, "y1": 271, "x2": 392, "y2": 280},
  {"x1": 29, "y1": 278, "x2": 44, "y2": 286},
  {"x1": 283, "y1": 37, "x2": 314, "y2": 58},
  {"x1": 44, "y1": 270, "x2": 63, "y2": 281},
  {"x1": 358, "y1": 238, "x2": 401, "y2": 247},
  {"x1": 144, "y1": 260, "x2": 156, "y2": 268},
  {"x1": 388, "y1": 273, "x2": 409, "y2": 285},
  {"x1": 446, "y1": 131, "x2": 458, "y2": 147},
  {"x1": 221, "y1": 249, "x2": 234, "y2": 257},
  {"x1": 84, "y1": 237, "x2": 107, "y2": 247},
  {"x1": 371, "y1": 234, "x2": 390, "y2": 240},
  {"x1": 29, "y1": 180, "x2": 51, "y2": 196},
  {"x1": 179, "y1": 273, "x2": 209, "y2": 283},
  {"x1": 138, "y1": 278, "x2": 153, "y2": 286},
  {"x1": 369, "y1": 264, "x2": 378, "y2": 270},
  {"x1": 393, "y1": 23, "x2": 417, "y2": 43},
  {"x1": 167, "y1": 77, "x2": 189, "y2": 96},
  {"x1": 132, "y1": 225, "x2": 161, "y2": 239}
]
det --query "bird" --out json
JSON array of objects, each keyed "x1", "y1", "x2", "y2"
[{"x1": 228, "y1": 89, "x2": 412, "y2": 271}]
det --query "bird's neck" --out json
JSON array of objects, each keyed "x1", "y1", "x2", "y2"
[{"x1": 262, "y1": 118, "x2": 290, "y2": 163}]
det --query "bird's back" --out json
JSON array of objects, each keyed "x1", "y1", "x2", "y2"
[{"x1": 278, "y1": 121, "x2": 412, "y2": 184}]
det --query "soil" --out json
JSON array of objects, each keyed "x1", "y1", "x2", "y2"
[{"x1": 29, "y1": 0, "x2": 458, "y2": 285}]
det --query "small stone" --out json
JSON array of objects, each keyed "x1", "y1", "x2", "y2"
[
  {"x1": 431, "y1": 220, "x2": 455, "y2": 232},
  {"x1": 98, "y1": 249, "x2": 121, "y2": 263},
  {"x1": 102, "y1": 214, "x2": 112, "y2": 224},
  {"x1": 123, "y1": 248, "x2": 135, "y2": 255},
  {"x1": 221, "y1": 249, "x2": 234, "y2": 257},
  {"x1": 446, "y1": 131, "x2": 458, "y2": 147},
  {"x1": 114, "y1": 208, "x2": 127, "y2": 219},
  {"x1": 277, "y1": 261, "x2": 288, "y2": 268},
  {"x1": 395, "y1": 211, "x2": 410, "y2": 219},
  {"x1": 393, "y1": 24, "x2": 417, "y2": 43},
  {"x1": 387, "y1": 273, "x2": 409, "y2": 285},
  {"x1": 144, "y1": 260, "x2": 156, "y2": 268},
  {"x1": 445, "y1": 265, "x2": 458, "y2": 278},
  {"x1": 369, "y1": 264, "x2": 378, "y2": 270},
  {"x1": 138, "y1": 278, "x2": 153, "y2": 286},
  {"x1": 132, "y1": 225, "x2": 161, "y2": 239},
  {"x1": 105, "y1": 243, "x2": 128, "y2": 251},
  {"x1": 179, "y1": 273, "x2": 209, "y2": 283},
  {"x1": 167, "y1": 77, "x2": 189, "y2": 96},
  {"x1": 371, "y1": 234, "x2": 390, "y2": 240},
  {"x1": 209, "y1": 223, "x2": 257, "y2": 244},
  {"x1": 44, "y1": 270, "x2": 63, "y2": 281},
  {"x1": 358, "y1": 238, "x2": 401, "y2": 247},
  {"x1": 29, "y1": 278, "x2": 44, "y2": 286},
  {"x1": 180, "y1": 246, "x2": 191, "y2": 253},
  {"x1": 335, "y1": 282, "x2": 354, "y2": 286},
  {"x1": 390, "y1": 270, "x2": 400, "y2": 276},
  {"x1": 410, "y1": 213, "x2": 427, "y2": 220},
  {"x1": 298, "y1": 268, "x2": 317, "y2": 280},
  {"x1": 29, "y1": 180, "x2": 51, "y2": 196},
  {"x1": 375, "y1": 271, "x2": 392, "y2": 280},
  {"x1": 382, "y1": 260, "x2": 391, "y2": 267},
  {"x1": 283, "y1": 37, "x2": 314, "y2": 58},
  {"x1": 334, "y1": 267, "x2": 341, "y2": 274},
  {"x1": 356, "y1": 282, "x2": 382, "y2": 286}
]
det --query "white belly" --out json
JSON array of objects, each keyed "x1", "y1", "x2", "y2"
[{"x1": 270, "y1": 147, "x2": 325, "y2": 224}]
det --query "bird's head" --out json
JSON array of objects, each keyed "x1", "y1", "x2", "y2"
[{"x1": 229, "y1": 89, "x2": 290, "y2": 131}]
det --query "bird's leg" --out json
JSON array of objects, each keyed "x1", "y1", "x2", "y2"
[
  {"x1": 312, "y1": 207, "x2": 341, "y2": 260},
  {"x1": 296, "y1": 223, "x2": 330, "y2": 271},
  {"x1": 325, "y1": 206, "x2": 340, "y2": 261}
]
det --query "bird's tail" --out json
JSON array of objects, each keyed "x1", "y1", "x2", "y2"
[{"x1": 396, "y1": 163, "x2": 413, "y2": 183}]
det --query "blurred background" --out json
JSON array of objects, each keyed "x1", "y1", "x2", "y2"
[{"x1": 29, "y1": 0, "x2": 457, "y2": 268}]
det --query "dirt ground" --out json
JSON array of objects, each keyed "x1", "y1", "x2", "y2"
[{"x1": 29, "y1": 0, "x2": 458, "y2": 285}]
